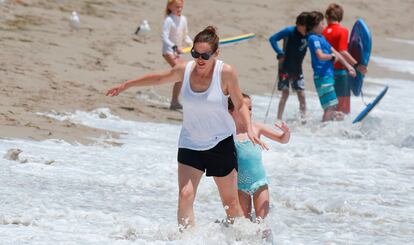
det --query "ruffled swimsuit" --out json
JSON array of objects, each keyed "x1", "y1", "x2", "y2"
[{"x1": 235, "y1": 140, "x2": 268, "y2": 195}]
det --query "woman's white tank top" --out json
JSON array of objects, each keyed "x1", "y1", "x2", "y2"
[{"x1": 178, "y1": 60, "x2": 236, "y2": 150}]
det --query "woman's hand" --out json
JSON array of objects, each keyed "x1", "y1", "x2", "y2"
[
  {"x1": 106, "y1": 83, "x2": 126, "y2": 97},
  {"x1": 247, "y1": 128, "x2": 269, "y2": 150}
]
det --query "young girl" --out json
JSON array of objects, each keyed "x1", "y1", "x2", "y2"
[
  {"x1": 228, "y1": 94, "x2": 290, "y2": 221},
  {"x1": 162, "y1": 0, "x2": 193, "y2": 110}
]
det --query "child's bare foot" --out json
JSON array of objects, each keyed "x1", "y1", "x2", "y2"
[{"x1": 333, "y1": 111, "x2": 345, "y2": 121}]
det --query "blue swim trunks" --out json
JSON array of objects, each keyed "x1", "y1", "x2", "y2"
[
  {"x1": 314, "y1": 75, "x2": 338, "y2": 110},
  {"x1": 235, "y1": 140, "x2": 268, "y2": 195}
]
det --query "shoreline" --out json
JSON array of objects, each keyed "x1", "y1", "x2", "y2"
[{"x1": 1, "y1": 0, "x2": 413, "y2": 144}]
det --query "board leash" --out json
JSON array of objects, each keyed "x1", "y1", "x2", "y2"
[
  {"x1": 360, "y1": 90, "x2": 368, "y2": 106},
  {"x1": 264, "y1": 74, "x2": 278, "y2": 123}
]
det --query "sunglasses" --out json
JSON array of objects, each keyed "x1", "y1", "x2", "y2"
[{"x1": 191, "y1": 49, "x2": 215, "y2": 60}]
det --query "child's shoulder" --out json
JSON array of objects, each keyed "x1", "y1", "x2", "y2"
[
  {"x1": 164, "y1": 14, "x2": 173, "y2": 22},
  {"x1": 308, "y1": 33, "x2": 321, "y2": 39},
  {"x1": 307, "y1": 33, "x2": 321, "y2": 44},
  {"x1": 283, "y1": 25, "x2": 296, "y2": 32},
  {"x1": 338, "y1": 23, "x2": 349, "y2": 31}
]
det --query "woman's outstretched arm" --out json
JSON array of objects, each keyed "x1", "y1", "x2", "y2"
[{"x1": 106, "y1": 62, "x2": 186, "y2": 97}]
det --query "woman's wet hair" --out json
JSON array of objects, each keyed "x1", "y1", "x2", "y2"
[
  {"x1": 305, "y1": 11, "x2": 324, "y2": 32},
  {"x1": 193, "y1": 26, "x2": 219, "y2": 53},
  {"x1": 228, "y1": 93, "x2": 251, "y2": 111}
]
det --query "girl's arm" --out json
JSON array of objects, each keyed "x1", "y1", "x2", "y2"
[
  {"x1": 106, "y1": 62, "x2": 185, "y2": 97},
  {"x1": 255, "y1": 122, "x2": 290, "y2": 144},
  {"x1": 162, "y1": 18, "x2": 175, "y2": 49},
  {"x1": 223, "y1": 64, "x2": 268, "y2": 150}
]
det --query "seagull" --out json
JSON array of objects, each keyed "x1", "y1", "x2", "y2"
[
  {"x1": 134, "y1": 20, "x2": 150, "y2": 36},
  {"x1": 69, "y1": 11, "x2": 80, "y2": 30}
]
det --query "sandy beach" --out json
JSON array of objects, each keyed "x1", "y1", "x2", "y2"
[
  {"x1": 1, "y1": 0, "x2": 414, "y2": 143},
  {"x1": 1, "y1": 1, "x2": 414, "y2": 244}
]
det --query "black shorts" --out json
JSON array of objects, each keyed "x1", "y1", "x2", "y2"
[
  {"x1": 278, "y1": 71, "x2": 305, "y2": 91},
  {"x1": 177, "y1": 135, "x2": 238, "y2": 177}
]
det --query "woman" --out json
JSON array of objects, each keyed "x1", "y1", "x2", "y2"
[{"x1": 106, "y1": 26, "x2": 265, "y2": 229}]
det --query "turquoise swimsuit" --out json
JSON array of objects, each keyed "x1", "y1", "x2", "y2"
[{"x1": 235, "y1": 140, "x2": 268, "y2": 195}]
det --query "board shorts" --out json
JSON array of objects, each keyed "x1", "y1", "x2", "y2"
[
  {"x1": 314, "y1": 75, "x2": 338, "y2": 110},
  {"x1": 334, "y1": 69, "x2": 351, "y2": 97},
  {"x1": 278, "y1": 71, "x2": 305, "y2": 92},
  {"x1": 177, "y1": 135, "x2": 238, "y2": 177},
  {"x1": 334, "y1": 69, "x2": 351, "y2": 114}
]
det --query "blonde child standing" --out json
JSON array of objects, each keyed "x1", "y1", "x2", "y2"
[{"x1": 162, "y1": 0, "x2": 192, "y2": 110}]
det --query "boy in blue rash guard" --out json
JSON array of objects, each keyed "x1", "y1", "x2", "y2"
[
  {"x1": 306, "y1": 11, "x2": 356, "y2": 122},
  {"x1": 269, "y1": 12, "x2": 309, "y2": 121}
]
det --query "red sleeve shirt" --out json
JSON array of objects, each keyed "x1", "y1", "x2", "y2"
[{"x1": 323, "y1": 23, "x2": 349, "y2": 70}]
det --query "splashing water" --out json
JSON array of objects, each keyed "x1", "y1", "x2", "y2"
[{"x1": 1, "y1": 75, "x2": 413, "y2": 244}]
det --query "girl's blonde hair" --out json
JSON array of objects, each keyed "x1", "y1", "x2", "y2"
[{"x1": 165, "y1": 0, "x2": 184, "y2": 16}]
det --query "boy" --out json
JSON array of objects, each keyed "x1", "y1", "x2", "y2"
[
  {"x1": 306, "y1": 11, "x2": 356, "y2": 122},
  {"x1": 322, "y1": 3, "x2": 367, "y2": 114},
  {"x1": 269, "y1": 12, "x2": 309, "y2": 121}
]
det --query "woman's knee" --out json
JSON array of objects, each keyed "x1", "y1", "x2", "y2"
[{"x1": 178, "y1": 185, "x2": 196, "y2": 203}]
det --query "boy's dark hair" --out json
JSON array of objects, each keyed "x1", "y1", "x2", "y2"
[
  {"x1": 228, "y1": 93, "x2": 250, "y2": 111},
  {"x1": 325, "y1": 3, "x2": 344, "y2": 22},
  {"x1": 305, "y1": 11, "x2": 324, "y2": 32},
  {"x1": 296, "y1": 12, "x2": 310, "y2": 26}
]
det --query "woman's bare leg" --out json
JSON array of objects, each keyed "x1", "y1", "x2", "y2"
[
  {"x1": 213, "y1": 169, "x2": 244, "y2": 222},
  {"x1": 177, "y1": 163, "x2": 203, "y2": 228}
]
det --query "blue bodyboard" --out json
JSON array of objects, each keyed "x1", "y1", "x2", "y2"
[
  {"x1": 352, "y1": 86, "x2": 388, "y2": 124},
  {"x1": 348, "y1": 19, "x2": 372, "y2": 96}
]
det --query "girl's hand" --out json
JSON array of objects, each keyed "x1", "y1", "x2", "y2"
[
  {"x1": 177, "y1": 47, "x2": 184, "y2": 54},
  {"x1": 248, "y1": 128, "x2": 269, "y2": 150},
  {"x1": 274, "y1": 121, "x2": 291, "y2": 143},
  {"x1": 106, "y1": 83, "x2": 126, "y2": 97},
  {"x1": 274, "y1": 121, "x2": 290, "y2": 134}
]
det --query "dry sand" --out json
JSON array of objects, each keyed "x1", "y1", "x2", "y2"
[{"x1": 1, "y1": 0, "x2": 413, "y2": 144}]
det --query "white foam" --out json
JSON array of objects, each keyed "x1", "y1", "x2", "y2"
[
  {"x1": 1, "y1": 76, "x2": 414, "y2": 244},
  {"x1": 371, "y1": 56, "x2": 414, "y2": 75},
  {"x1": 389, "y1": 38, "x2": 414, "y2": 46}
]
